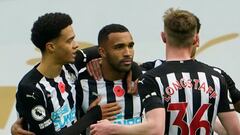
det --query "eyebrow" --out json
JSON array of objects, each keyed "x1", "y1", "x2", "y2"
[{"x1": 67, "y1": 35, "x2": 75, "y2": 42}]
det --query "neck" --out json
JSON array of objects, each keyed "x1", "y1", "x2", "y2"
[
  {"x1": 166, "y1": 44, "x2": 192, "y2": 61},
  {"x1": 37, "y1": 55, "x2": 63, "y2": 78},
  {"x1": 101, "y1": 60, "x2": 126, "y2": 81}
]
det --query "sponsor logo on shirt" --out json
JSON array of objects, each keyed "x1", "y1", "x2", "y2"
[
  {"x1": 113, "y1": 113, "x2": 142, "y2": 125},
  {"x1": 51, "y1": 104, "x2": 76, "y2": 131}
]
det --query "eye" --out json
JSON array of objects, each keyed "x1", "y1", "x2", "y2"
[
  {"x1": 129, "y1": 42, "x2": 134, "y2": 48},
  {"x1": 67, "y1": 36, "x2": 75, "y2": 43},
  {"x1": 114, "y1": 43, "x2": 124, "y2": 49}
]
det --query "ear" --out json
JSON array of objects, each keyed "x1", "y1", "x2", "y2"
[
  {"x1": 98, "y1": 46, "x2": 106, "y2": 57},
  {"x1": 193, "y1": 34, "x2": 199, "y2": 47},
  {"x1": 45, "y1": 42, "x2": 55, "y2": 53},
  {"x1": 161, "y1": 32, "x2": 166, "y2": 43}
]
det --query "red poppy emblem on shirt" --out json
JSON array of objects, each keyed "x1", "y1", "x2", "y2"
[
  {"x1": 58, "y1": 82, "x2": 65, "y2": 93},
  {"x1": 113, "y1": 86, "x2": 125, "y2": 97}
]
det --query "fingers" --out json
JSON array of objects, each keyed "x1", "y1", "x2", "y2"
[
  {"x1": 86, "y1": 58, "x2": 103, "y2": 80},
  {"x1": 88, "y1": 97, "x2": 101, "y2": 111},
  {"x1": 17, "y1": 129, "x2": 35, "y2": 135},
  {"x1": 103, "y1": 110, "x2": 121, "y2": 120},
  {"x1": 132, "y1": 79, "x2": 139, "y2": 95},
  {"x1": 101, "y1": 102, "x2": 121, "y2": 111},
  {"x1": 93, "y1": 58, "x2": 102, "y2": 80},
  {"x1": 11, "y1": 118, "x2": 35, "y2": 135},
  {"x1": 126, "y1": 71, "x2": 138, "y2": 95},
  {"x1": 87, "y1": 61, "x2": 93, "y2": 76},
  {"x1": 102, "y1": 107, "x2": 122, "y2": 120},
  {"x1": 92, "y1": 97, "x2": 101, "y2": 106},
  {"x1": 105, "y1": 116, "x2": 117, "y2": 121},
  {"x1": 100, "y1": 102, "x2": 121, "y2": 120},
  {"x1": 90, "y1": 124, "x2": 97, "y2": 135},
  {"x1": 90, "y1": 120, "x2": 111, "y2": 135},
  {"x1": 126, "y1": 71, "x2": 133, "y2": 94},
  {"x1": 102, "y1": 103, "x2": 121, "y2": 113},
  {"x1": 15, "y1": 117, "x2": 23, "y2": 125}
]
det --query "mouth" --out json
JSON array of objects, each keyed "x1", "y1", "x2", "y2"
[
  {"x1": 72, "y1": 52, "x2": 77, "y2": 58},
  {"x1": 121, "y1": 59, "x2": 132, "y2": 65}
]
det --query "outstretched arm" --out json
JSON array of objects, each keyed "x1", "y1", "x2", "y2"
[
  {"x1": 218, "y1": 111, "x2": 240, "y2": 135},
  {"x1": 90, "y1": 108, "x2": 165, "y2": 135},
  {"x1": 213, "y1": 117, "x2": 227, "y2": 135}
]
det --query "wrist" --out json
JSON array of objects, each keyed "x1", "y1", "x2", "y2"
[{"x1": 110, "y1": 123, "x2": 122, "y2": 135}]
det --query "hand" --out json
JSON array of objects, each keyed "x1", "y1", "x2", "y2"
[
  {"x1": 11, "y1": 118, "x2": 35, "y2": 135},
  {"x1": 132, "y1": 79, "x2": 139, "y2": 94},
  {"x1": 88, "y1": 98, "x2": 121, "y2": 120},
  {"x1": 100, "y1": 102, "x2": 121, "y2": 120},
  {"x1": 87, "y1": 58, "x2": 102, "y2": 80},
  {"x1": 88, "y1": 96, "x2": 101, "y2": 111},
  {"x1": 90, "y1": 119, "x2": 113, "y2": 135},
  {"x1": 126, "y1": 71, "x2": 138, "y2": 95}
]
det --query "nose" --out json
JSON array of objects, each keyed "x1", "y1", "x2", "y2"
[
  {"x1": 72, "y1": 41, "x2": 78, "y2": 49},
  {"x1": 123, "y1": 47, "x2": 132, "y2": 57}
]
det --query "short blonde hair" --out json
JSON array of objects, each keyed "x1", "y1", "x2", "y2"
[{"x1": 163, "y1": 8, "x2": 197, "y2": 47}]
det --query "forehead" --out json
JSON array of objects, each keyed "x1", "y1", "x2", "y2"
[
  {"x1": 107, "y1": 32, "x2": 133, "y2": 44},
  {"x1": 59, "y1": 25, "x2": 75, "y2": 39}
]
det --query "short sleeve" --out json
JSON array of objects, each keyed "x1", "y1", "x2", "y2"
[
  {"x1": 16, "y1": 84, "x2": 56, "y2": 135},
  {"x1": 221, "y1": 70, "x2": 240, "y2": 104},
  {"x1": 74, "y1": 46, "x2": 100, "y2": 71},
  {"x1": 138, "y1": 74, "x2": 164, "y2": 113},
  {"x1": 217, "y1": 77, "x2": 234, "y2": 113}
]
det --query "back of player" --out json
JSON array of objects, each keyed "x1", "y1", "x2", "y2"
[{"x1": 139, "y1": 59, "x2": 232, "y2": 135}]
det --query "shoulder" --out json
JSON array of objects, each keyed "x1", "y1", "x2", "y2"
[
  {"x1": 140, "y1": 59, "x2": 165, "y2": 70},
  {"x1": 194, "y1": 60, "x2": 224, "y2": 77},
  {"x1": 17, "y1": 67, "x2": 44, "y2": 97},
  {"x1": 138, "y1": 67, "x2": 160, "y2": 86},
  {"x1": 18, "y1": 67, "x2": 42, "y2": 89},
  {"x1": 78, "y1": 68, "x2": 93, "y2": 80}
]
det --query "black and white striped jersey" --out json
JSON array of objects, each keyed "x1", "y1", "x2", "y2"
[
  {"x1": 138, "y1": 59, "x2": 233, "y2": 135},
  {"x1": 211, "y1": 67, "x2": 240, "y2": 104},
  {"x1": 78, "y1": 69, "x2": 142, "y2": 126},
  {"x1": 16, "y1": 49, "x2": 95, "y2": 134},
  {"x1": 141, "y1": 59, "x2": 240, "y2": 105},
  {"x1": 140, "y1": 59, "x2": 164, "y2": 73}
]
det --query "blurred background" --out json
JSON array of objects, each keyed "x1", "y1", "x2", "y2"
[{"x1": 0, "y1": 0, "x2": 239, "y2": 134}]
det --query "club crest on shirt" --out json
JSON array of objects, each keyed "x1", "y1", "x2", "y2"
[
  {"x1": 113, "y1": 86, "x2": 125, "y2": 97},
  {"x1": 66, "y1": 72, "x2": 77, "y2": 83},
  {"x1": 31, "y1": 105, "x2": 46, "y2": 121}
]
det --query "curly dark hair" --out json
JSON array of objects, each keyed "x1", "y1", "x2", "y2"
[
  {"x1": 98, "y1": 24, "x2": 129, "y2": 46},
  {"x1": 31, "y1": 12, "x2": 72, "y2": 52}
]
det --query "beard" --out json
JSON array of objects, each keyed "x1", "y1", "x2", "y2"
[{"x1": 106, "y1": 55, "x2": 132, "y2": 73}]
